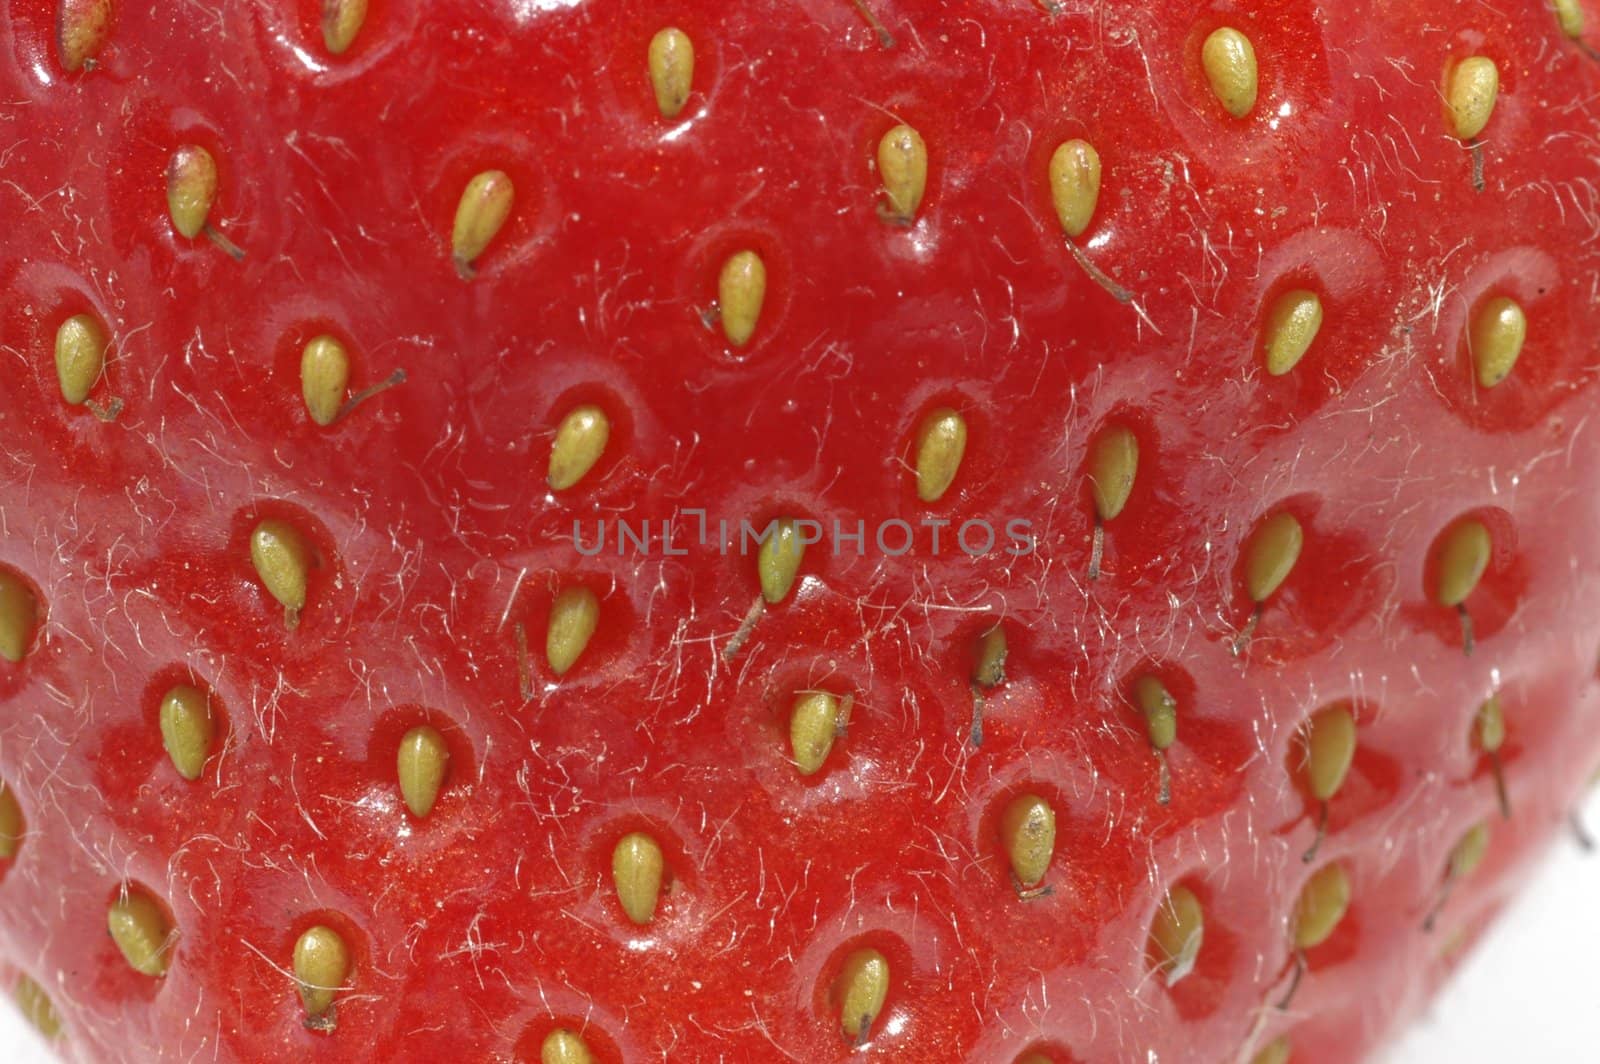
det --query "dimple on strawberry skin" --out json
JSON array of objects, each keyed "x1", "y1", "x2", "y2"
[{"x1": 3, "y1": 2, "x2": 1600, "y2": 1062}]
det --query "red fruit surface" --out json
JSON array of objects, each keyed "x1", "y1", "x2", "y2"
[{"x1": 4, "y1": 1, "x2": 1600, "y2": 1061}]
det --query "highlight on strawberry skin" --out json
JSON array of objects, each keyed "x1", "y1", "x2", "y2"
[{"x1": 3, "y1": 1, "x2": 1600, "y2": 1061}]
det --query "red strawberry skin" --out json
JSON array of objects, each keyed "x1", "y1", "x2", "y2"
[{"x1": 3, "y1": 1, "x2": 1600, "y2": 1061}]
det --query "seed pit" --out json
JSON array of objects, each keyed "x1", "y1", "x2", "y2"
[
  {"x1": 1413, "y1": 509, "x2": 1524, "y2": 652},
  {"x1": 1200, "y1": 26, "x2": 1259, "y2": 118},
  {"x1": 1048, "y1": 138, "x2": 1102, "y2": 239},
  {"x1": 320, "y1": 0, "x2": 369, "y2": 55},
  {"x1": 128, "y1": 665, "x2": 232, "y2": 789},
  {"x1": 293, "y1": 924, "x2": 352, "y2": 1030},
  {"x1": 1250, "y1": 1035, "x2": 1292, "y2": 1064},
  {"x1": 53, "y1": 311, "x2": 114, "y2": 410},
  {"x1": 1291, "y1": 863, "x2": 1361, "y2": 974},
  {"x1": 590, "y1": 817, "x2": 692, "y2": 933},
  {"x1": 548, "y1": 404, "x2": 612, "y2": 492},
  {"x1": 284, "y1": 911, "x2": 365, "y2": 1032},
  {"x1": 0, "y1": 781, "x2": 25, "y2": 870},
  {"x1": 647, "y1": 27, "x2": 695, "y2": 119},
  {"x1": 1467, "y1": 295, "x2": 1526, "y2": 389},
  {"x1": 541, "y1": 382, "x2": 633, "y2": 492},
  {"x1": 288, "y1": 0, "x2": 396, "y2": 61},
  {"x1": 1281, "y1": 700, "x2": 1400, "y2": 848},
  {"x1": 1445, "y1": 55, "x2": 1499, "y2": 141},
  {"x1": 232, "y1": 503, "x2": 338, "y2": 633},
  {"x1": 788, "y1": 688, "x2": 852, "y2": 776},
  {"x1": 1113, "y1": 661, "x2": 1255, "y2": 816},
  {"x1": 158, "y1": 683, "x2": 220, "y2": 782},
  {"x1": 1425, "y1": 822, "x2": 1493, "y2": 932},
  {"x1": 249, "y1": 518, "x2": 314, "y2": 630},
  {"x1": 1226, "y1": 496, "x2": 1386, "y2": 663},
  {"x1": 12, "y1": 974, "x2": 61, "y2": 1040},
  {"x1": 910, "y1": 406, "x2": 968, "y2": 503},
  {"x1": 1085, "y1": 421, "x2": 1139, "y2": 578},
  {"x1": 511, "y1": 1018, "x2": 624, "y2": 1064},
  {"x1": 1014, "y1": 1045, "x2": 1084, "y2": 1064},
  {"x1": 876, "y1": 123, "x2": 928, "y2": 224},
  {"x1": 546, "y1": 585, "x2": 601, "y2": 678},
  {"x1": 1293, "y1": 702, "x2": 1356, "y2": 861},
  {"x1": 1143, "y1": 878, "x2": 1239, "y2": 1020},
  {"x1": 716, "y1": 250, "x2": 767, "y2": 347},
  {"x1": 979, "y1": 780, "x2": 1076, "y2": 898},
  {"x1": 812, "y1": 932, "x2": 912, "y2": 1048},
  {"x1": 106, "y1": 882, "x2": 177, "y2": 978},
  {"x1": 686, "y1": 229, "x2": 789, "y2": 358},
  {"x1": 363, "y1": 709, "x2": 476, "y2": 822},
  {"x1": 396, "y1": 725, "x2": 450, "y2": 818},
  {"x1": 0, "y1": 566, "x2": 41, "y2": 665},
  {"x1": 1259, "y1": 289, "x2": 1324, "y2": 378},
  {"x1": 57, "y1": 0, "x2": 114, "y2": 72},
  {"x1": 508, "y1": 574, "x2": 636, "y2": 696},
  {"x1": 1436, "y1": 247, "x2": 1568, "y2": 431}
]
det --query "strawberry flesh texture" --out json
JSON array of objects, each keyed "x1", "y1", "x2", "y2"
[{"x1": 3, "y1": 1, "x2": 1600, "y2": 1062}]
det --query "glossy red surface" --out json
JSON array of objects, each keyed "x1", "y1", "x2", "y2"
[{"x1": 4, "y1": 1, "x2": 1600, "y2": 1061}]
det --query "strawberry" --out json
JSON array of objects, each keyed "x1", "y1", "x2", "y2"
[{"x1": 3, "y1": 1, "x2": 1600, "y2": 1062}]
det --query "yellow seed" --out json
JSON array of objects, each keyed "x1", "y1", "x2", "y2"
[
  {"x1": 397, "y1": 725, "x2": 450, "y2": 818},
  {"x1": 1134, "y1": 675, "x2": 1177, "y2": 752},
  {"x1": 1469, "y1": 296, "x2": 1526, "y2": 388},
  {"x1": 548, "y1": 405, "x2": 611, "y2": 491},
  {"x1": 913, "y1": 407, "x2": 967, "y2": 503},
  {"x1": 835, "y1": 948, "x2": 889, "y2": 1040},
  {"x1": 1555, "y1": 0, "x2": 1586, "y2": 39},
  {"x1": 999, "y1": 793, "x2": 1056, "y2": 888},
  {"x1": 300, "y1": 335, "x2": 350, "y2": 427},
  {"x1": 541, "y1": 1028, "x2": 596, "y2": 1064},
  {"x1": 1148, "y1": 884, "x2": 1204, "y2": 984},
  {"x1": 1261, "y1": 290, "x2": 1323, "y2": 377},
  {"x1": 0, "y1": 569, "x2": 39, "y2": 664},
  {"x1": 1292, "y1": 863, "x2": 1351, "y2": 951},
  {"x1": 0, "y1": 783, "x2": 23, "y2": 860},
  {"x1": 250, "y1": 519, "x2": 311, "y2": 628},
  {"x1": 1017, "y1": 1055, "x2": 1054, "y2": 1064},
  {"x1": 972, "y1": 625, "x2": 1007, "y2": 688},
  {"x1": 1448, "y1": 822, "x2": 1491, "y2": 880},
  {"x1": 54, "y1": 313, "x2": 109, "y2": 405},
  {"x1": 1300, "y1": 704, "x2": 1356, "y2": 803},
  {"x1": 789, "y1": 691, "x2": 843, "y2": 775},
  {"x1": 293, "y1": 925, "x2": 351, "y2": 1020},
  {"x1": 166, "y1": 145, "x2": 218, "y2": 240},
  {"x1": 322, "y1": 0, "x2": 369, "y2": 55},
  {"x1": 1434, "y1": 519, "x2": 1491, "y2": 608},
  {"x1": 451, "y1": 169, "x2": 515, "y2": 279},
  {"x1": 1447, "y1": 56, "x2": 1499, "y2": 140},
  {"x1": 1048, "y1": 138, "x2": 1102, "y2": 239},
  {"x1": 1088, "y1": 425, "x2": 1138, "y2": 522},
  {"x1": 1475, "y1": 695, "x2": 1505, "y2": 754},
  {"x1": 1244, "y1": 511, "x2": 1303, "y2": 603},
  {"x1": 545, "y1": 586, "x2": 599, "y2": 677},
  {"x1": 159, "y1": 684, "x2": 216, "y2": 781},
  {"x1": 612, "y1": 831, "x2": 665, "y2": 925},
  {"x1": 13, "y1": 975, "x2": 60, "y2": 1039},
  {"x1": 877, "y1": 123, "x2": 928, "y2": 223},
  {"x1": 57, "y1": 0, "x2": 113, "y2": 72},
  {"x1": 107, "y1": 888, "x2": 174, "y2": 977},
  {"x1": 758, "y1": 518, "x2": 804, "y2": 604},
  {"x1": 1251, "y1": 1036, "x2": 1292, "y2": 1064},
  {"x1": 1202, "y1": 27, "x2": 1259, "y2": 118},
  {"x1": 718, "y1": 250, "x2": 767, "y2": 346},
  {"x1": 648, "y1": 27, "x2": 695, "y2": 119}
]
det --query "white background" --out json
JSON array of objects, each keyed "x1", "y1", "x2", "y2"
[{"x1": 2, "y1": 803, "x2": 1596, "y2": 1061}]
